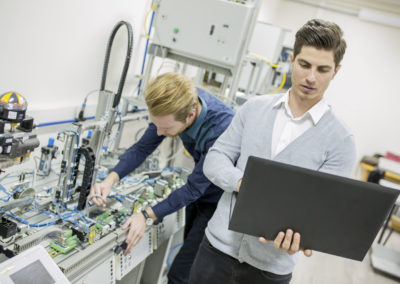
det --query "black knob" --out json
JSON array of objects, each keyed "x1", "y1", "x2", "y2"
[
  {"x1": 18, "y1": 116, "x2": 34, "y2": 132},
  {"x1": 121, "y1": 241, "x2": 128, "y2": 250},
  {"x1": 114, "y1": 241, "x2": 128, "y2": 254},
  {"x1": 114, "y1": 245, "x2": 122, "y2": 254}
]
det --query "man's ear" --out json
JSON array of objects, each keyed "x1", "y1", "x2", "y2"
[
  {"x1": 290, "y1": 53, "x2": 295, "y2": 70},
  {"x1": 332, "y1": 64, "x2": 341, "y2": 79},
  {"x1": 186, "y1": 109, "x2": 196, "y2": 124}
]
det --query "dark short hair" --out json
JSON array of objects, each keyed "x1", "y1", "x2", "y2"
[{"x1": 293, "y1": 19, "x2": 346, "y2": 67}]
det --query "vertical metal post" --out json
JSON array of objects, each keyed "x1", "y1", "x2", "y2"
[
  {"x1": 245, "y1": 61, "x2": 256, "y2": 96},
  {"x1": 55, "y1": 131, "x2": 79, "y2": 207},
  {"x1": 139, "y1": 44, "x2": 158, "y2": 97}
]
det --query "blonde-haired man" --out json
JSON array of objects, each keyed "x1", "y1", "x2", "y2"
[{"x1": 90, "y1": 72, "x2": 234, "y2": 284}]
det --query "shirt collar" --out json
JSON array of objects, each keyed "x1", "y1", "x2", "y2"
[
  {"x1": 307, "y1": 96, "x2": 329, "y2": 124},
  {"x1": 273, "y1": 92, "x2": 288, "y2": 109},
  {"x1": 273, "y1": 90, "x2": 329, "y2": 125},
  {"x1": 181, "y1": 95, "x2": 208, "y2": 139}
]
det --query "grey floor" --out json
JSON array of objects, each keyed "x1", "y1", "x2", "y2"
[{"x1": 291, "y1": 229, "x2": 400, "y2": 284}]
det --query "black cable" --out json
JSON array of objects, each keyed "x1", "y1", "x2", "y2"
[
  {"x1": 73, "y1": 147, "x2": 96, "y2": 210},
  {"x1": 100, "y1": 21, "x2": 134, "y2": 108}
]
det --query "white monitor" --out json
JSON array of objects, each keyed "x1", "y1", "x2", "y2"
[{"x1": 0, "y1": 245, "x2": 70, "y2": 284}]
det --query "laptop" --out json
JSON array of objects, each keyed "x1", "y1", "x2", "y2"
[{"x1": 228, "y1": 156, "x2": 399, "y2": 261}]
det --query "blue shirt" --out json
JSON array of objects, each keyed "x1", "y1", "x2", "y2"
[{"x1": 112, "y1": 88, "x2": 234, "y2": 219}]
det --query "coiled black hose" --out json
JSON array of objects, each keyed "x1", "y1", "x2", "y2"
[{"x1": 100, "y1": 21, "x2": 134, "y2": 108}]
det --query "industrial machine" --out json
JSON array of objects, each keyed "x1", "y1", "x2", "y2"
[
  {"x1": 0, "y1": 20, "x2": 187, "y2": 284},
  {"x1": 37, "y1": 138, "x2": 58, "y2": 176},
  {"x1": 0, "y1": 1, "x2": 280, "y2": 281},
  {"x1": 0, "y1": 162, "x2": 186, "y2": 283},
  {"x1": 140, "y1": 0, "x2": 261, "y2": 102},
  {"x1": 0, "y1": 92, "x2": 39, "y2": 169}
]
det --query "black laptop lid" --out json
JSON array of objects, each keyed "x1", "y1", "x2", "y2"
[{"x1": 228, "y1": 156, "x2": 399, "y2": 261}]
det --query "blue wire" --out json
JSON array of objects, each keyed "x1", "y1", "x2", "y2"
[
  {"x1": 51, "y1": 202, "x2": 92, "y2": 226},
  {"x1": 25, "y1": 198, "x2": 39, "y2": 212},
  {"x1": 52, "y1": 201, "x2": 70, "y2": 211},
  {"x1": 36, "y1": 117, "x2": 95, "y2": 128},
  {"x1": 52, "y1": 202, "x2": 93, "y2": 234},
  {"x1": 110, "y1": 194, "x2": 137, "y2": 202},
  {"x1": 4, "y1": 212, "x2": 59, "y2": 228},
  {"x1": 143, "y1": 178, "x2": 156, "y2": 185},
  {"x1": 72, "y1": 213, "x2": 89, "y2": 233},
  {"x1": 97, "y1": 171, "x2": 108, "y2": 181},
  {"x1": 117, "y1": 194, "x2": 137, "y2": 201},
  {"x1": 40, "y1": 209, "x2": 73, "y2": 220},
  {"x1": 161, "y1": 167, "x2": 181, "y2": 173},
  {"x1": 137, "y1": 10, "x2": 156, "y2": 96},
  {"x1": 0, "y1": 183, "x2": 12, "y2": 196},
  {"x1": 0, "y1": 183, "x2": 12, "y2": 202},
  {"x1": 108, "y1": 195, "x2": 124, "y2": 203},
  {"x1": 122, "y1": 97, "x2": 138, "y2": 109},
  {"x1": 121, "y1": 177, "x2": 142, "y2": 183},
  {"x1": 0, "y1": 185, "x2": 24, "y2": 203},
  {"x1": 1, "y1": 197, "x2": 92, "y2": 230},
  {"x1": 72, "y1": 208, "x2": 94, "y2": 231},
  {"x1": 109, "y1": 107, "x2": 123, "y2": 144},
  {"x1": 150, "y1": 165, "x2": 160, "y2": 171}
]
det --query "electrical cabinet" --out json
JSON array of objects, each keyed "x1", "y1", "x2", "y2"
[{"x1": 152, "y1": 0, "x2": 258, "y2": 71}]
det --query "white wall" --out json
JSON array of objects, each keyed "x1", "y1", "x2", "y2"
[
  {"x1": 0, "y1": 0, "x2": 152, "y2": 124},
  {"x1": 259, "y1": 0, "x2": 400, "y2": 167},
  {"x1": 1, "y1": 0, "x2": 399, "y2": 168}
]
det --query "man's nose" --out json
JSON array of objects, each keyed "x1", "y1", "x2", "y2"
[{"x1": 306, "y1": 69, "x2": 316, "y2": 84}]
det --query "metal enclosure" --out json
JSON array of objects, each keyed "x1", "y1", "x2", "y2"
[
  {"x1": 152, "y1": 0, "x2": 256, "y2": 71},
  {"x1": 140, "y1": 0, "x2": 261, "y2": 101},
  {"x1": 238, "y1": 22, "x2": 287, "y2": 94}
]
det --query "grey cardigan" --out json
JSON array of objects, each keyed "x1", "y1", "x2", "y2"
[{"x1": 203, "y1": 93, "x2": 356, "y2": 275}]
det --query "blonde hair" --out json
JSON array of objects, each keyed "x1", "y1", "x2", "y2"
[{"x1": 145, "y1": 72, "x2": 198, "y2": 122}]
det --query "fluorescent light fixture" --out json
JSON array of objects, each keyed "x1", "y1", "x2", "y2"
[{"x1": 359, "y1": 8, "x2": 400, "y2": 29}]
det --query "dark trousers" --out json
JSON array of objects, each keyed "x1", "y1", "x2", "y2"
[
  {"x1": 189, "y1": 237, "x2": 292, "y2": 284},
  {"x1": 167, "y1": 201, "x2": 217, "y2": 284}
]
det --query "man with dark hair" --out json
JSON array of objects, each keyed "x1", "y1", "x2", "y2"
[
  {"x1": 189, "y1": 19, "x2": 356, "y2": 284},
  {"x1": 293, "y1": 19, "x2": 346, "y2": 67}
]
